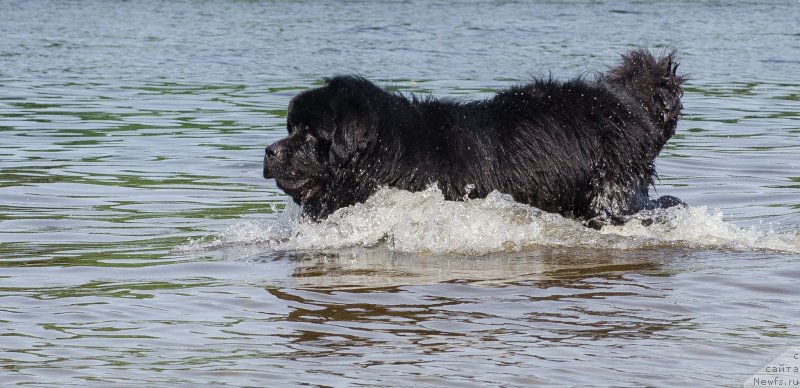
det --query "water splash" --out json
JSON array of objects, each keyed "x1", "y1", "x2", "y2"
[{"x1": 178, "y1": 186, "x2": 800, "y2": 256}]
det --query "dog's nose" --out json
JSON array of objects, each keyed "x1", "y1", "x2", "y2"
[
  {"x1": 263, "y1": 143, "x2": 282, "y2": 179},
  {"x1": 265, "y1": 144, "x2": 280, "y2": 158},
  {"x1": 263, "y1": 149, "x2": 275, "y2": 180}
]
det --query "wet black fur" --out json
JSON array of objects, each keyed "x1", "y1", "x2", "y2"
[{"x1": 264, "y1": 49, "x2": 686, "y2": 228}]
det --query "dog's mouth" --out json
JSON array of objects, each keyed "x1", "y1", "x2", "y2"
[{"x1": 274, "y1": 178, "x2": 324, "y2": 204}]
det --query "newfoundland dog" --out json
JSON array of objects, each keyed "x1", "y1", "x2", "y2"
[{"x1": 264, "y1": 49, "x2": 685, "y2": 229}]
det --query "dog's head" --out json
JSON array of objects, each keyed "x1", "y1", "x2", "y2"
[{"x1": 263, "y1": 76, "x2": 382, "y2": 219}]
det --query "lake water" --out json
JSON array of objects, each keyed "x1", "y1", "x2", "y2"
[{"x1": 2, "y1": 1, "x2": 799, "y2": 386}]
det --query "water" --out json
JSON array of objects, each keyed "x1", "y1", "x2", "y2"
[{"x1": 1, "y1": 1, "x2": 799, "y2": 386}]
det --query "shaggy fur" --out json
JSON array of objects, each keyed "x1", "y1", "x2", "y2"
[{"x1": 263, "y1": 49, "x2": 685, "y2": 228}]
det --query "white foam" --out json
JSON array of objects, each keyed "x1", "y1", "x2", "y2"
[
  {"x1": 601, "y1": 206, "x2": 800, "y2": 253},
  {"x1": 178, "y1": 186, "x2": 800, "y2": 256}
]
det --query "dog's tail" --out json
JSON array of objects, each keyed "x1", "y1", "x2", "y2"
[{"x1": 607, "y1": 49, "x2": 685, "y2": 147}]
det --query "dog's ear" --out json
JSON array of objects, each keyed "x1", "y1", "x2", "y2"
[
  {"x1": 324, "y1": 77, "x2": 376, "y2": 161},
  {"x1": 329, "y1": 98, "x2": 371, "y2": 163}
]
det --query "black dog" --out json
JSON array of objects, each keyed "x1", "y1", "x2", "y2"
[{"x1": 264, "y1": 49, "x2": 685, "y2": 229}]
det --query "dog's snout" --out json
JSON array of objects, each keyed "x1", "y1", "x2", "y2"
[{"x1": 263, "y1": 143, "x2": 282, "y2": 179}]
